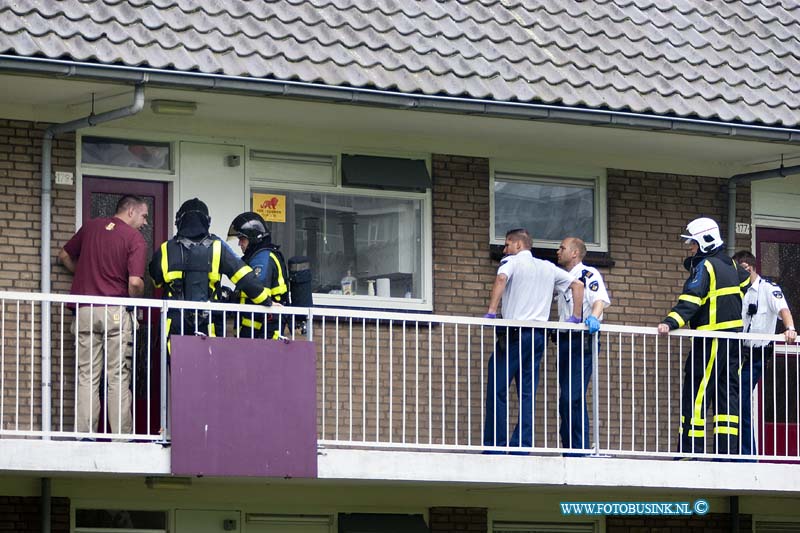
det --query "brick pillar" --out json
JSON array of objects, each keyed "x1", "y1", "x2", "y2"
[
  {"x1": 429, "y1": 507, "x2": 487, "y2": 533},
  {"x1": 431, "y1": 154, "x2": 495, "y2": 316},
  {"x1": 0, "y1": 118, "x2": 76, "y2": 293},
  {"x1": 604, "y1": 169, "x2": 751, "y2": 326}
]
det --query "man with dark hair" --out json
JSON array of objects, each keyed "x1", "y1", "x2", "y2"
[
  {"x1": 149, "y1": 198, "x2": 274, "y2": 349},
  {"x1": 483, "y1": 228, "x2": 584, "y2": 452},
  {"x1": 657, "y1": 217, "x2": 750, "y2": 456},
  {"x1": 732, "y1": 250, "x2": 796, "y2": 456},
  {"x1": 555, "y1": 237, "x2": 610, "y2": 452},
  {"x1": 59, "y1": 194, "x2": 149, "y2": 436}
]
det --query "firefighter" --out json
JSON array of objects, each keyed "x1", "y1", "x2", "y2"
[
  {"x1": 228, "y1": 212, "x2": 289, "y2": 340},
  {"x1": 149, "y1": 198, "x2": 273, "y2": 351},
  {"x1": 657, "y1": 217, "x2": 751, "y2": 455}
]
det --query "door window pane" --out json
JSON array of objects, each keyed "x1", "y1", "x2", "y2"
[
  {"x1": 82, "y1": 136, "x2": 171, "y2": 170},
  {"x1": 494, "y1": 175, "x2": 595, "y2": 244},
  {"x1": 253, "y1": 190, "x2": 423, "y2": 299}
]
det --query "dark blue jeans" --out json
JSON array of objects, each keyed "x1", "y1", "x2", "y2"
[
  {"x1": 740, "y1": 345, "x2": 772, "y2": 456},
  {"x1": 483, "y1": 328, "x2": 545, "y2": 449},
  {"x1": 557, "y1": 332, "x2": 594, "y2": 450}
]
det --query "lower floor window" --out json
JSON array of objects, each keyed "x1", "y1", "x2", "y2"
[{"x1": 75, "y1": 509, "x2": 167, "y2": 531}]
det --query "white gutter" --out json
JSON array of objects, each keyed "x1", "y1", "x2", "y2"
[{"x1": 2, "y1": 55, "x2": 800, "y2": 144}]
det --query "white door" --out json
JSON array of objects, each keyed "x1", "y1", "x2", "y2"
[
  {"x1": 179, "y1": 142, "x2": 246, "y2": 242},
  {"x1": 175, "y1": 509, "x2": 242, "y2": 533}
]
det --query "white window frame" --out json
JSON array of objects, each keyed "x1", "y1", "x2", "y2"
[
  {"x1": 72, "y1": 506, "x2": 169, "y2": 533},
  {"x1": 75, "y1": 130, "x2": 180, "y2": 230},
  {"x1": 248, "y1": 150, "x2": 433, "y2": 311},
  {"x1": 490, "y1": 166, "x2": 608, "y2": 252}
]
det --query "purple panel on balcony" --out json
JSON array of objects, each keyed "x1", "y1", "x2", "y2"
[{"x1": 170, "y1": 336, "x2": 317, "y2": 478}]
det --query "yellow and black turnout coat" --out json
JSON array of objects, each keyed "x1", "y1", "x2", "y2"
[
  {"x1": 149, "y1": 234, "x2": 271, "y2": 339},
  {"x1": 662, "y1": 247, "x2": 751, "y2": 454}
]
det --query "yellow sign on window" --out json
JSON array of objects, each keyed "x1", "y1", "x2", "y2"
[{"x1": 253, "y1": 193, "x2": 286, "y2": 223}]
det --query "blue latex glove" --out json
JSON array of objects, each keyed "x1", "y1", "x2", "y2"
[
  {"x1": 565, "y1": 315, "x2": 581, "y2": 324},
  {"x1": 484, "y1": 313, "x2": 497, "y2": 319},
  {"x1": 585, "y1": 315, "x2": 601, "y2": 334}
]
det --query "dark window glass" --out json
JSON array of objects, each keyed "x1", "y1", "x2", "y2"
[
  {"x1": 76, "y1": 509, "x2": 167, "y2": 529},
  {"x1": 252, "y1": 190, "x2": 423, "y2": 299},
  {"x1": 494, "y1": 176, "x2": 595, "y2": 244}
]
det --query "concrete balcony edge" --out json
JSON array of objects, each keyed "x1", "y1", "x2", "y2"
[
  {"x1": 317, "y1": 448, "x2": 800, "y2": 493},
  {"x1": 0, "y1": 440, "x2": 170, "y2": 475}
]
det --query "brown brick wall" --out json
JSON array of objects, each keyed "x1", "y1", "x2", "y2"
[
  {"x1": 0, "y1": 119, "x2": 76, "y2": 293},
  {"x1": 0, "y1": 495, "x2": 69, "y2": 533},
  {"x1": 607, "y1": 512, "x2": 751, "y2": 533},
  {"x1": 429, "y1": 507, "x2": 487, "y2": 533},
  {"x1": 0, "y1": 131, "x2": 757, "y2": 452},
  {"x1": 604, "y1": 168, "x2": 751, "y2": 326},
  {"x1": 0, "y1": 118, "x2": 76, "y2": 433},
  {"x1": 431, "y1": 154, "x2": 496, "y2": 316},
  {"x1": 595, "y1": 170, "x2": 751, "y2": 452}
]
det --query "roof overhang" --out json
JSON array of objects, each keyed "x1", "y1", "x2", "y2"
[
  {"x1": 3, "y1": 55, "x2": 800, "y2": 146},
  {"x1": 3, "y1": 56, "x2": 800, "y2": 179}
]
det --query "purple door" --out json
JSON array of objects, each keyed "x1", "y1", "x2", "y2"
[
  {"x1": 755, "y1": 226, "x2": 800, "y2": 458},
  {"x1": 82, "y1": 176, "x2": 169, "y2": 436}
]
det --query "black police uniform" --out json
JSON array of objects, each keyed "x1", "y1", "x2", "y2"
[{"x1": 238, "y1": 242, "x2": 288, "y2": 340}]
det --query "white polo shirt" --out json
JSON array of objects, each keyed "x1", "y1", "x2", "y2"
[
  {"x1": 557, "y1": 262, "x2": 611, "y2": 321},
  {"x1": 742, "y1": 275, "x2": 789, "y2": 348},
  {"x1": 498, "y1": 250, "x2": 576, "y2": 321}
]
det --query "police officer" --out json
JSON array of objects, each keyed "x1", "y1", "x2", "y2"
[
  {"x1": 228, "y1": 212, "x2": 288, "y2": 340},
  {"x1": 483, "y1": 228, "x2": 584, "y2": 451},
  {"x1": 657, "y1": 217, "x2": 750, "y2": 455},
  {"x1": 555, "y1": 237, "x2": 611, "y2": 452},
  {"x1": 149, "y1": 198, "x2": 272, "y2": 350},
  {"x1": 732, "y1": 250, "x2": 797, "y2": 456}
]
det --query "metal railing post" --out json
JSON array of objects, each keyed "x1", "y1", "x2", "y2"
[
  {"x1": 160, "y1": 301, "x2": 169, "y2": 441},
  {"x1": 306, "y1": 308, "x2": 313, "y2": 342},
  {"x1": 592, "y1": 332, "x2": 601, "y2": 456}
]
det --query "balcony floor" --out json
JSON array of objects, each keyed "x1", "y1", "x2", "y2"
[{"x1": 4, "y1": 440, "x2": 800, "y2": 495}]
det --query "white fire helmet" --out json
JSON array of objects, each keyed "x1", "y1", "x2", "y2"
[{"x1": 680, "y1": 217, "x2": 723, "y2": 253}]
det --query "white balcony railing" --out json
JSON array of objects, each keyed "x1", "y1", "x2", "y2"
[{"x1": 1, "y1": 290, "x2": 798, "y2": 462}]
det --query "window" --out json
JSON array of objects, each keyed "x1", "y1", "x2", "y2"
[
  {"x1": 75, "y1": 509, "x2": 167, "y2": 531},
  {"x1": 82, "y1": 136, "x2": 171, "y2": 170},
  {"x1": 492, "y1": 171, "x2": 607, "y2": 251},
  {"x1": 249, "y1": 151, "x2": 431, "y2": 309}
]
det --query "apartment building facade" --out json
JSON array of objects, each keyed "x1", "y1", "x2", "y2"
[{"x1": 1, "y1": 1, "x2": 800, "y2": 532}]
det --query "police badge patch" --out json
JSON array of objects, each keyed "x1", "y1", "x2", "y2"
[
  {"x1": 773, "y1": 290, "x2": 784, "y2": 299},
  {"x1": 589, "y1": 280, "x2": 599, "y2": 292}
]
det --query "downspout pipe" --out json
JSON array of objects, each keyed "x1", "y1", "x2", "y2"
[
  {"x1": 40, "y1": 85, "x2": 145, "y2": 436},
  {"x1": 40, "y1": 477, "x2": 51, "y2": 533},
  {"x1": 726, "y1": 163, "x2": 800, "y2": 256}
]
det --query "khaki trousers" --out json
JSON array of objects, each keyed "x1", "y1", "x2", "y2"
[{"x1": 73, "y1": 306, "x2": 133, "y2": 435}]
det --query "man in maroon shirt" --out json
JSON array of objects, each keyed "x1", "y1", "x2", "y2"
[{"x1": 58, "y1": 195, "x2": 149, "y2": 437}]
